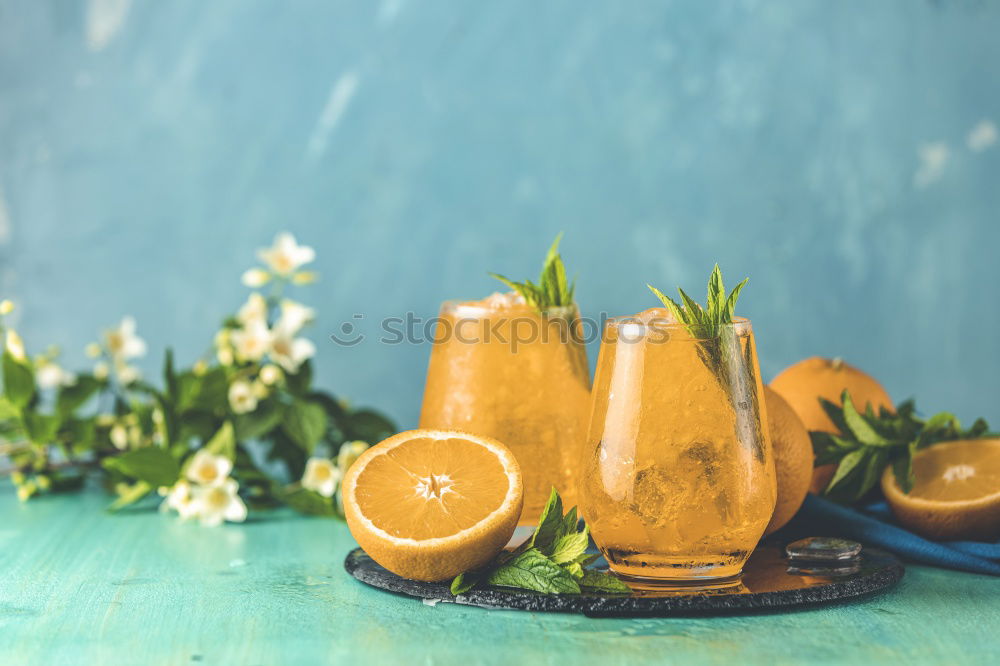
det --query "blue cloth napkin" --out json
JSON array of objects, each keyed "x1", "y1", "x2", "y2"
[{"x1": 776, "y1": 494, "x2": 1000, "y2": 576}]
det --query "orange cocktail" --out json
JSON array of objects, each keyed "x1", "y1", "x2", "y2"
[
  {"x1": 580, "y1": 308, "x2": 775, "y2": 583},
  {"x1": 419, "y1": 293, "x2": 591, "y2": 524}
]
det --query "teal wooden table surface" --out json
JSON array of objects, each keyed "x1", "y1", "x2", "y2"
[{"x1": 2, "y1": 485, "x2": 998, "y2": 666}]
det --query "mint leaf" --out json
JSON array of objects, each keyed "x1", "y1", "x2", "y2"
[
  {"x1": 892, "y1": 446, "x2": 915, "y2": 494},
  {"x1": 450, "y1": 488, "x2": 631, "y2": 597},
  {"x1": 489, "y1": 234, "x2": 576, "y2": 311},
  {"x1": 579, "y1": 570, "x2": 632, "y2": 594},
  {"x1": 841, "y1": 391, "x2": 891, "y2": 447},
  {"x1": 450, "y1": 572, "x2": 479, "y2": 595},
  {"x1": 487, "y1": 548, "x2": 581, "y2": 595},
  {"x1": 531, "y1": 488, "x2": 564, "y2": 553},
  {"x1": 548, "y1": 528, "x2": 590, "y2": 565}
]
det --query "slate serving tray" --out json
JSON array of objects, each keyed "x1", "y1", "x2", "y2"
[{"x1": 344, "y1": 543, "x2": 904, "y2": 617}]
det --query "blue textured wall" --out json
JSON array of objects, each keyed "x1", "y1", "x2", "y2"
[{"x1": 1, "y1": 0, "x2": 998, "y2": 429}]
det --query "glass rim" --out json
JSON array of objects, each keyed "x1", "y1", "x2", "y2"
[
  {"x1": 606, "y1": 314, "x2": 752, "y2": 336},
  {"x1": 440, "y1": 299, "x2": 580, "y2": 318}
]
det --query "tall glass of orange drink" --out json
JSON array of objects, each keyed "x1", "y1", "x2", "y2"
[
  {"x1": 581, "y1": 308, "x2": 775, "y2": 584},
  {"x1": 419, "y1": 292, "x2": 591, "y2": 524}
]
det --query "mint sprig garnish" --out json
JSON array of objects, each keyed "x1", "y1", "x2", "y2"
[
  {"x1": 490, "y1": 234, "x2": 576, "y2": 311},
  {"x1": 647, "y1": 265, "x2": 764, "y2": 460},
  {"x1": 450, "y1": 488, "x2": 630, "y2": 596},
  {"x1": 811, "y1": 391, "x2": 996, "y2": 503}
]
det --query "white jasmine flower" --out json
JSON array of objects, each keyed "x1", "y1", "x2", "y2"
[
  {"x1": 110, "y1": 424, "x2": 129, "y2": 450},
  {"x1": 228, "y1": 380, "x2": 258, "y2": 414},
  {"x1": 257, "y1": 232, "x2": 315, "y2": 277},
  {"x1": 0, "y1": 299, "x2": 13, "y2": 315},
  {"x1": 115, "y1": 361, "x2": 141, "y2": 385},
  {"x1": 84, "y1": 342, "x2": 102, "y2": 358},
  {"x1": 104, "y1": 316, "x2": 147, "y2": 361},
  {"x1": 258, "y1": 364, "x2": 282, "y2": 386},
  {"x1": 190, "y1": 478, "x2": 247, "y2": 527},
  {"x1": 241, "y1": 268, "x2": 271, "y2": 288},
  {"x1": 276, "y1": 299, "x2": 315, "y2": 336},
  {"x1": 214, "y1": 328, "x2": 231, "y2": 348},
  {"x1": 5, "y1": 329, "x2": 26, "y2": 361},
  {"x1": 231, "y1": 318, "x2": 271, "y2": 362},
  {"x1": 337, "y1": 440, "x2": 370, "y2": 473},
  {"x1": 237, "y1": 293, "x2": 268, "y2": 326},
  {"x1": 159, "y1": 480, "x2": 198, "y2": 519},
  {"x1": 302, "y1": 457, "x2": 341, "y2": 498},
  {"x1": 216, "y1": 347, "x2": 234, "y2": 367},
  {"x1": 94, "y1": 361, "x2": 110, "y2": 380},
  {"x1": 186, "y1": 450, "x2": 233, "y2": 487},
  {"x1": 36, "y1": 362, "x2": 76, "y2": 390},
  {"x1": 251, "y1": 380, "x2": 269, "y2": 400},
  {"x1": 269, "y1": 328, "x2": 315, "y2": 373}
]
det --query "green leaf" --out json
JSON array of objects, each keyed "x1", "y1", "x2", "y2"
[
  {"x1": 56, "y1": 375, "x2": 101, "y2": 415},
  {"x1": 578, "y1": 570, "x2": 632, "y2": 594},
  {"x1": 811, "y1": 431, "x2": 859, "y2": 466},
  {"x1": 176, "y1": 367, "x2": 227, "y2": 412},
  {"x1": 818, "y1": 397, "x2": 851, "y2": 435},
  {"x1": 22, "y1": 412, "x2": 60, "y2": 444},
  {"x1": 286, "y1": 360, "x2": 313, "y2": 396},
  {"x1": 103, "y1": 447, "x2": 180, "y2": 487},
  {"x1": 107, "y1": 481, "x2": 153, "y2": 512},
  {"x1": 841, "y1": 391, "x2": 891, "y2": 447},
  {"x1": 548, "y1": 529, "x2": 590, "y2": 565},
  {"x1": 450, "y1": 572, "x2": 479, "y2": 595},
  {"x1": 489, "y1": 273, "x2": 538, "y2": 308},
  {"x1": 486, "y1": 548, "x2": 581, "y2": 594},
  {"x1": 282, "y1": 400, "x2": 328, "y2": 453},
  {"x1": 647, "y1": 284, "x2": 685, "y2": 322},
  {"x1": 204, "y1": 421, "x2": 236, "y2": 460},
  {"x1": 341, "y1": 408, "x2": 396, "y2": 444},
  {"x1": 530, "y1": 488, "x2": 564, "y2": 553},
  {"x1": 488, "y1": 234, "x2": 576, "y2": 310},
  {"x1": 677, "y1": 287, "x2": 706, "y2": 327},
  {"x1": 163, "y1": 348, "x2": 178, "y2": 400},
  {"x1": 707, "y1": 264, "x2": 725, "y2": 322},
  {"x1": 892, "y1": 447, "x2": 915, "y2": 494},
  {"x1": 280, "y1": 486, "x2": 338, "y2": 516},
  {"x1": 824, "y1": 448, "x2": 868, "y2": 497},
  {"x1": 2, "y1": 352, "x2": 35, "y2": 408},
  {"x1": 235, "y1": 399, "x2": 285, "y2": 440},
  {"x1": 723, "y1": 278, "x2": 749, "y2": 321},
  {"x1": 0, "y1": 396, "x2": 16, "y2": 420}
]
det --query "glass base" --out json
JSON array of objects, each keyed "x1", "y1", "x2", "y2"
[{"x1": 614, "y1": 570, "x2": 745, "y2": 594}]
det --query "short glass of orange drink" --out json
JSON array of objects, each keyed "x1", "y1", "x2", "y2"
[
  {"x1": 581, "y1": 297, "x2": 775, "y2": 585},
  {"x1": 419, "y1": 293, "x2": 591, "y2": 524}
]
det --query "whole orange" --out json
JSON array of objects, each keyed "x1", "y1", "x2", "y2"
[
  {"x1": 769, "y1": 357, "x2": 894, "y2": 494},
  {"x1": 762, "y1": 387, "x2": 814, "y2": 534}
]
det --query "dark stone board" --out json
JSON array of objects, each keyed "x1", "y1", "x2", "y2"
[{"x1": 344, "y1": 543, "x2": 904, "y2": 617}]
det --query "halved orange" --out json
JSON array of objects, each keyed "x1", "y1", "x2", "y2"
[
  {"x1": 882, "y1": 438, "x2": 1000, "y2": 540},
  {"x1": 342, "y1": 429, "x2": 523, "y2": 581}
]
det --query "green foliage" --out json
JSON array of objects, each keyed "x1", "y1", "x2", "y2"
[
  {"x1": 0, "y1": 236, "x2": 397, "y2": 520},
  {"x1": 450, "y1": 488, "x2": 631, "y2": 596},
  {"x1": 103, "y1": 447, "x2": 180, "y2": 488},
  {"x1": 489, "y1": 233, "x2": 576, "y2": 310},
  {"x1": 647, "y1": 264, "x2": 748, "y2": 341},
  {"x1": 2, "y1": 352, "x2": 35, "y2": 408},
  {"x1": 282, "y1": 400, "x2": 328, "y2": 453},
  {"x1": 811, "y1": 391, "x2": 996, "y2": 503}
]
